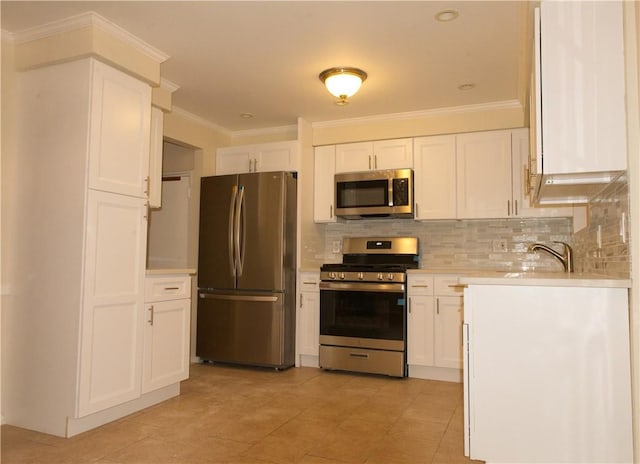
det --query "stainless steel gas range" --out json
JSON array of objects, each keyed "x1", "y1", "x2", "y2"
[{"x1": 319, "y1": 236, "x2": 419, "y2": 377}]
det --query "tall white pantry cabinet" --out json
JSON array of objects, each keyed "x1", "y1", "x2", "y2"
[{"x1": 6, "y1": 57, "x2": 156, "y2": 437}]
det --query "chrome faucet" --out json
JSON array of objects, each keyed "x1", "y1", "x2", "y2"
[{"x1": 528, "y1": 241, "x2": 574, "y2": 273}]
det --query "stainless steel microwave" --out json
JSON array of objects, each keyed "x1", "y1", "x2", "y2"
[{"x1": 335, "y1": 169, "x2": 414, "y2": 219}]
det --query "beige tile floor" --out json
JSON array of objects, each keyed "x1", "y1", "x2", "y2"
[{"x1": 1, "y1": 363, "x2": 482, "y2": 464}]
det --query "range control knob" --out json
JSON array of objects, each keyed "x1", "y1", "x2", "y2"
[
  {"x1": 387, "y1": 273, "x2": 394, "y2": 281},
  {"x1": 377, "y1": 273, "x2": 384, "y2": 281},
  {"x1": 340, "y1": 272, "x2": 346, "y2": 280},
  {"x1": 357, "y1": 272, "x2": 364, "y2": 280},
  {"x1": 329, "y1": 272, "x2": 337, "y2": 280}
]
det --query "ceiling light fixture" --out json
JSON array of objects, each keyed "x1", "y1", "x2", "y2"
[
  {"x1": 435, "y1": 9, "x2": 459, "y2": 22},
  {"x1": 240, "y1": 113, "x2": 254, "y2": 119},
  {"x1": 319, "y1": 67, "x2": 367, "y2": 105},
  {"x1": 458, "y1": 83, "x2": 475, "y2": 91}
]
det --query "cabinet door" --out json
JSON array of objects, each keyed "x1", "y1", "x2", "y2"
[
  {"x1": 314, "y1": 145, "x2": 336, "y2": 223},
  {"x1": 78, "y1": 190, "x2": 147, "y2": 417},
  {"x1": 299, "y1": 291, "x2": 320, "y2": 357},
  {"x1": 540, "y1": 1, "x2": 626, "y2": 175},
  {"x1": 373, "y1": 138, "x2": 413, "y2": 170},
  {"x1": 407, "y1": 295, "x2": 435, "y2": 366},
  {"x1": 148, "y1": 107, "x2": 164, "y2": 208},
  {"x1": 511, "y1": 129, "x2": 574, "y2": 218},
  {"x1": 88, "y1": 60, "x2": 151, "y2": 198},
  {"x1": 298, "y1": 272, "x2": 320, "y2": 359},
  {"x1": 216, "y1": 147, "x2": 252, "y2": 175},
  {"x1": 142, "y1": 298, "x2": 191, "y2": 393},
  {"x1": 456, "y1": 130, "x2": 513, "y2": 219},
  {"x1": 435, "y1": 296, "x2": 463, "y2": 369},
  {"x1": 335, "y1": 142, "x2": 372, "y2": 173},
  {"x1": 414, "y1": 135, "x2": 456, "y2": 220},
  {"x1": 256, "y1": 141, "x2": 300, "y2": 173}
]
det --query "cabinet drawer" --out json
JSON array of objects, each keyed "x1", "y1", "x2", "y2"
[
  {"x1": 145, "y1": 275, "x2": 191, "y2": 302},
  {"x1": 407, "y1": 274, "x2": 434, "y2": 295},
  {"x1": 434, "y1": 275, "x2": 464, "y2": 296},
  {"x1": 299, "y1": 272, "x2": 320, "y2": 292}
]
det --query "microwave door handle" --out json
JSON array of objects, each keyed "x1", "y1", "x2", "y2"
[
  {"x1": 388, "y1": 178, "x2": 394, "y2": 206},
  {"x1": 228, "y1": 185, "x2": 238, "y2": 276}
]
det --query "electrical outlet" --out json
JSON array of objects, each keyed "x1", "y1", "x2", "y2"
[
  {"x1": 332, "y1": 240, "x2": 341, "y2": 253},
  {"x1": 492, "y1": 239, "x2": 508, "y2": 252}
]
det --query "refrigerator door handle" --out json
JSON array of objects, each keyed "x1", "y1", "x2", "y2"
[
  {"x1": 228, "y1": 185, "x2": 238, "y2": 276},
  {"x1": 199, "y1": 293, "x2": 278, "y2": 303},
  {"x1": 240, "y1": 185, "x2": 247, "y2": 274},
  {"x1": 234, "y1": 185, "x2": 245, "y2": 276}
]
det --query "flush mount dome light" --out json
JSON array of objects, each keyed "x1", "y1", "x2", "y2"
[
  {"x1": 435, "y1": 9, "x2": 459, "y2": 22},
  {"x1": 319, "y1": 67, "x2": 367, "y2": 105}
]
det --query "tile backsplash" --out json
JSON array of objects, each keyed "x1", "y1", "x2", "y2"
[
  {"x1": 321, "y1": 174, "x2": 630, "y2": 277},
  {"x1": 324, "y1": 217, "x2": 573, "y2": 272},
  {"x1": 573, "y1": 174, "x2": 630, "y2": 278}
]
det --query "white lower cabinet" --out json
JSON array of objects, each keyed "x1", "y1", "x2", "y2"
[
  {"x1": 143, "y1": 274, "x2": 192, "y2": 393},
  {"x1": 78, "y1": 190, "x2": 148, "y2": 417},
  {"x1": 297, "y1": 271, "x2": 320, "y2": 366},
  {"x1": 407, "y1": 273, "x2": 463, "y2": 382},
  {"x1": 463, "y1": 284, "x2": 632, "y2": 463}
]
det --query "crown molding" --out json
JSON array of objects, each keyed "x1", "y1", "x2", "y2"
[
  {"x1": 170, "y1": 106, "x2": 232, "y2": 137},
  {"x1": 11, "y1": 11, "x2": 168, "y2": 63},
  {"x1": 312, "y1": 99, "x2": 523, "y2": 129},
  {"x1": 160, "y1": 78, "x2": 180, "y2": 93},
  {"x1": 231, "y1": 124, "x2": 298, "y2": 140},
  {"x1": 172, "y1": 100, "x2": 523, "y2": 140}
]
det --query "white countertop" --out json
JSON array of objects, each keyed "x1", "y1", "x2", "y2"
[
  {"x1": 407, "y1": 268, "x2": 630, "y2": 288},
  {"x1": 459, "y1": 271, "x2": 630, "y2": 288},
  {"x1": 146, "y1": 268, "x2": 197, "y2": 275}
]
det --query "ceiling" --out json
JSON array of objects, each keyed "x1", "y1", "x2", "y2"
[{"x1": 1, "y1": 1, "x2": 531, "y2": 133}]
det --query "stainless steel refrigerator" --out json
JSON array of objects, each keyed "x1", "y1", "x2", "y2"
[{"x1": 196, "y1": 171, "x2": 297, "y2": 369}]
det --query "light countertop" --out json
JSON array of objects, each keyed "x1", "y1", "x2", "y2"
[
  {"x1": 407, "y1": 268, "x2": 630, "y2": 288},
  {"x1": 146, "y1": 268, "x2": 197, "y2": 276},
  {"x1": 458, "y1": 271, "x2": 630, "y2": 289}
]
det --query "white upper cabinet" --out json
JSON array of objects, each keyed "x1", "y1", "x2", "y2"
[
  {"x1": 413, "y1": 135, "x2": 457, "y2": 220},
  {"x1": 531, "y1": 1, "x2": 626, "y2": 203},
  {"x1": 216, "y1": 140, "x2": 300, "y2": 175},
  {"x1": 88, "y1": 60, "x2": 151, "y2": 198},
  {"x1": 335, "y1": 138, "x2": 413, "y2": 173},
  {"x1": 512, "y1": 128, "x2": 574, "y2": 219},
  {"x1": 456, "y1": 130, "x2": 513, "y2": 219},
  {"x1": 148, "y1": 107, "x2": 164, "y2": 208},
  {"x1": 314, "y1": 145, "x2": 336, "y2": 223}
]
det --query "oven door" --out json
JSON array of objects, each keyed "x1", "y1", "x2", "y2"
[{"x1": 319, "y1": 281, "x2": 406, "y2": 351}]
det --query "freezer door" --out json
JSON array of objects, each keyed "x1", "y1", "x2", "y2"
[
  {"x1": 198, "y1": 175, "x2": 238, "y2": 290},
  {"x1": 236, "y1": 172, "x2": 291, "y2": 291},
  {"x1": 196, "y1": 291, "x2": 293, "y2": 368}
]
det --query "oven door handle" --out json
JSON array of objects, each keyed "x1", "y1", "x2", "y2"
[{"x1": 319, "y1": 282, "x2": 405, "y2": 293}]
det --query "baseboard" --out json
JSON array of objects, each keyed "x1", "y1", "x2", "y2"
[
  {"x1": 408, "y1": 365, "x2": 462, "y2": 383},
  {"x1": 65, "y1": 383, "x2": 180, "y2": 437}
]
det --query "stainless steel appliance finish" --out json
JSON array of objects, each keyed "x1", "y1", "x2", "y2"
[
  {"x1": 319, "y1": 236, "x2": 418, "y2": 377},
  {"x1": 334, "y1": 169, "x2": 413, "y2": 219},
  {"x1": 196, "y1": 171, "x2": 297, "y2": 369}
]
